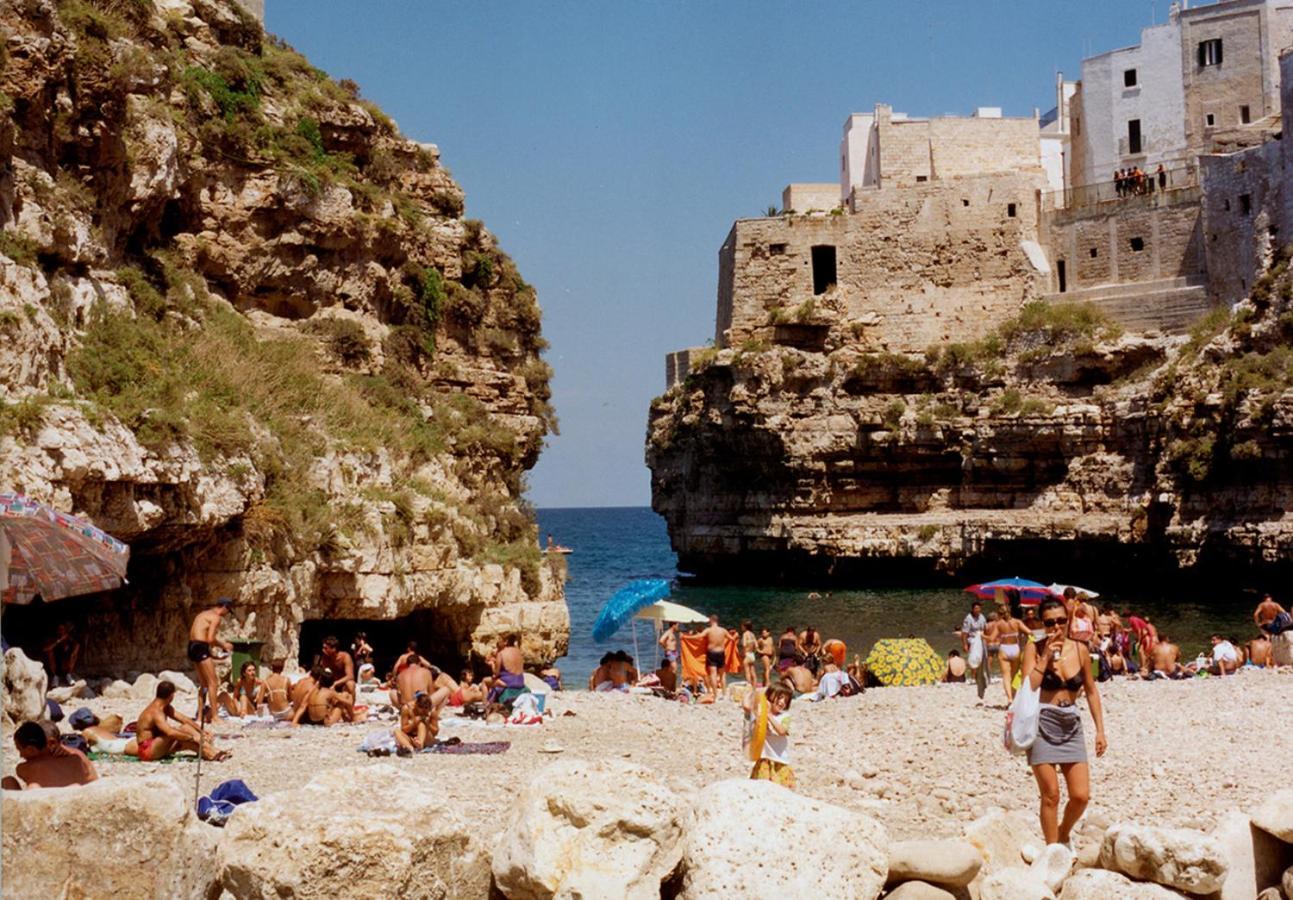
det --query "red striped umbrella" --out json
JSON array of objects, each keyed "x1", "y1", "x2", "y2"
[{"x1": 1, "y1": 493, "x2": 130, "y2": 604}]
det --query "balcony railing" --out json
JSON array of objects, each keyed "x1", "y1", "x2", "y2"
[{"x1": 1046, "y1": 164, "x2": 1198, "y2": 212}]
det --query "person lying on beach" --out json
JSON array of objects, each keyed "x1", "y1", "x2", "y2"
[
  {"x1": 393, "y1": 692, "x2": 439, "y2": 755},
  {"x1": 813, "y1": 661, "x2": 852, "y2": 700},
  {"x1": 1248, "y1": 633, "x2": 1273, "y2": 667},
  {"x1": 293, "y1": 667, "x2": 354, "y2": 726},
  {"x1": 137, "y1": 681, "x2": 231, "y2": 761},
  {"x1": 68, "y1": 707, "x2": 138, "y2": 756},
  {"x1": 261, "y1": 659, "x2": 294, "y2": 719},
  {"x1": 443, "y1": 669, "x2": 489, "y2": 708},
  {"x1": 2, "y1": 721, "x2": 98, "y2": 789},
  {"x1": 943, "y1": 649, "x2": 967, "y2": 683},
  {"x1": 219, "y1": 661, "x2": 264, "y2": 717}
]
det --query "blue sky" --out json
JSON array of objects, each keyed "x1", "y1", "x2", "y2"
[{"x1": 266, "y1": 1, "x2": 1158, "y2": 508}]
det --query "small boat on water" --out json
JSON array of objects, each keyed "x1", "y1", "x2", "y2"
[{"x1": 543, "y1": 536, "x2": 573, "y2": 555}]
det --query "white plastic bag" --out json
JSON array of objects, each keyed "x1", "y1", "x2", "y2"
[
  {"x1": 1004, "y1": 679, "x2": 1040, "y2": 755},
  {"x1": 967, "y1": 633, "x2": 984, "y2": 669}
]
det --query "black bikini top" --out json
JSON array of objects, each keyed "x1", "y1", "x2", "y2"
[{"x1": 1039, "y1": 641, "x2": 1085, "y2": 692}]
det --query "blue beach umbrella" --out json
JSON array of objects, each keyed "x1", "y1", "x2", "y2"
[
  {"x1": 592, "y1": 578, "x2": 672, "y2": 643},
  {"x1": 964, "y1": 576, "x2": 1056, "y2": 606}
]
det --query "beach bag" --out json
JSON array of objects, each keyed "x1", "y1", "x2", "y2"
[
  {"x1": 967, "y1": 633, "x2": 984, "y2": 669},
  {"x1": 1003, "y1": 679, "x2": 1040, "y2": 756}
]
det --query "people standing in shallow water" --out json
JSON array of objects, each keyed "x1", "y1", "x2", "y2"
[{"x1": 1020, "y1": 598, "x2": 1107, "y2": 847}]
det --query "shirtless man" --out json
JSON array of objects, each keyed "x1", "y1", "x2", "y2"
[
  {"x1": 315, "y1": 636, "x2": 356, "y2": 697},
  {"x1": 188, "y1": 598, "x2": 235, "y2": 724},
  {"x1": 1254, "y1": 594, "x2": 1291, "y2": 636},
  {"x1": 781, "y1": 663, "x2": 816, "y2": 695},
  {"x1": 587, "y1": 652, "x2": 614, "y2": 691},
  {"x1": 740, "y1": 621, "x2": 758, "y2": 686},
  {"x1": 292, "y1": 667, "x2": 353, "y2": 726},
  {"x1": 1248, "y1": 633, "x2": 1273, "y2": 667},
  {"x1": 756, "y1": 628, "x2": 775, "y2": 686},
  {"x1": 1147, "y1": 636, "x2": 1182, "y2": 679},
  {"x1": 658, "y1": 622, "x2": 679, "y2": 663},
  {"x1": 2, "y1": 721, "x2": 98, "y2": 789},
  {"x1": 392, "y1": 660, "x2": 449, "y2": 709},
  {"x1": 289, "y1": 668, "x2": 316, "y2": 715},
  {"x1": 799, "y1": 625, "x2": 823, "y2": 675},
  {"x1": 393, "y1": 692, "x2": 438, "y2": 755},
  {"x1": 136, "y1": 681, "x2": 230, "y2": 760},
  {"x1": 394, "y1": 642, "x2": 433, "y2": 675},
  {"x1": 700, "y1": 615, "x2": 733, "y2": 698},
  {"x1": 261, "y1": 659, "x2": 293, "y2": 719}
]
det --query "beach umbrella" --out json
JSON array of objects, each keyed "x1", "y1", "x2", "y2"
[
  {"x1": 964, "y1": 576, "x2": 1055, "y2": 606},
  {"x1": 634, "y1": 599, "x2": 708, "y2": 625},
  {"x1": 591, "y1": 578, "x2": 672, "y2": 643},
  {"x1": 0, "y1": 493, "x2": 130, "y2": 605},
  {"x1": 1048, "y1": 583, "x2": 1100, "y2": 600},
  {"x1": 865, "y1": 638, "x2": 945, "y2": 687}
]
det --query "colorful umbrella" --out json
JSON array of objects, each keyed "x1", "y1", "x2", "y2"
[
  {"x1": 633, "y1": 599, "x2": 708, "y2": 625},
  {"x1": 591, "y1": 578, "x2": 672, "y2": 643},
  {"x1": 865, "y1": 638, "x2": 945, "y2": 687},
  {"x1": 964, "y1": 576, "x2": 1055, "y2": 606},
  {"x1": 0, "y1": 493, "x2": 130, "y2": 604}
]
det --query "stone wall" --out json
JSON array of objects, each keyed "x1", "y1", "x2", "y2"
[
  {"x1": 717, "y1": 173, "x2": 1048, "y2": 353},
  {"x1": 874, "y1": 107, "x2": 1041, "y2": 188},
  {"x1": 782, "y1": 184, "x2": 840, "y2": 213},
  {"x1": 1042, "y1": 189, "x2": 1205, "y2": 293}
]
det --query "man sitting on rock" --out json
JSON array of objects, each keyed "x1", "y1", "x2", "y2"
[
  {"x1": 136, "y1": 681, "x2": 230, "y2": 761},
  {"x1": 2, "y1": 721, "x2": 98, "y2": 789}
]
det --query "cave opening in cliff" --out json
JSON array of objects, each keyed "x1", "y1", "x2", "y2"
[
  {"x1": 297, "y1": 609, "x2": 473, "y2": 678},
  {"x1": 811, "y1": 245, "x2": 837, "y2": 295}
]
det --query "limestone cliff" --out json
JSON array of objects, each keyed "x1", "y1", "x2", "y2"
[
  {"x1": 647, "y1": 268, "x2": 1293, "y2": 583},
  {"x1": 0, "y1": 0, "x2": 568, "y2": 672}
]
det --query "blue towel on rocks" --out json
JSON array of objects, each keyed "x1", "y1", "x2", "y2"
[{"x1": 197, "y1": 779, "x2": 258, "y2": 826}]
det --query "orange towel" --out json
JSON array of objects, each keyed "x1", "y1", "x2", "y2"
[
  {"x1": 823, "y1": 639, "x2": 846, "y2": 667},
  {"x1": 680, "y1": 633, "x2": 741, "y2": 684}
]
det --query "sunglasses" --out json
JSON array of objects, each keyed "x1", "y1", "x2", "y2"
[{"x1": 1043, "y1": 617, "x2": 1069, "y2": 627}]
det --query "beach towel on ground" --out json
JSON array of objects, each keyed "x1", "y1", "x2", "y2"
[
  {"x1": 198, "y1": 779, "x2": 258, "y2": 826},
  {"x1": 508, "y1": 692, "x2": 543, "y2": 725},
  {"x1": 679, "y1": 633, "x2": 740, "y2": 685},
  {"x1": 424, "y1": 740, "x2": 510, "y2": 755},
  {"x1": 359, "y1": 729, "x2": 398, "y2": 754}
]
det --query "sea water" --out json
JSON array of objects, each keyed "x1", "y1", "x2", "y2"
[{"x1": 537, "y1": 507, "x2": 1263, "y2": 690}]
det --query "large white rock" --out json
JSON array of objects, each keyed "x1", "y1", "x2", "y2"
[
  {"x1": 979, "y1": 867, "x2": 1056, "y2": 900},
  {"x1": 887, "y1": 838, "x2": 982, "y2": 888},
  {"x1": 1271, "y1": 632, "x2": 1293, "y2": 666},
  {"x1": 1099, "y1": 822, "x2": 1228, "y2": 894},
  {"x1": 2, "y1": 773, "x2": 219, "y2": 898},
  {"x1": 884, "y1": 881, "x2": 956, "y2": 900},
  {"x1": 1213, "y1": 809, "x2": 1293, "y2": 900},
  {"x1": 2, "y1": 647, "x2": 48, "y2": 723},
  {"x1": 1251, "y1": 789, "x2": 1293, "y2": 843},
  {"x1": 1283, "y1": 864, "x2": 1293, "y2": 898},
  {"x1": 491, "y1": 758, "x2": 687, "y2": 900},
  {"x1": 220, "y1": 763, "x2": 489, "y2": 899},
  {"x1": 158, "y1": 670, "x2": 198, "y2": 694},
  {"x1": 102, "y1": 678, "x2": 135, "y2": 699},
  {"x1": 1029, "y1": 843, "x2": 1074, "y2": 892},
  {"x1": 679, "y1": 779, "x2": 888, "y2": 899},
  {"x1": 132, "y1": 672, "x2": 160, "y2": 699},
  {"x1": 1058, "y1": 869, "x2": 1183, "y2": 899},
  {"x1": 965, "y1": 807, "x2": 1037, "y2": 872}
]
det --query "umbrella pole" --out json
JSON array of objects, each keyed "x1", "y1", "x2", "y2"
[
  {"x1": 194, "y1": 686, "x2": 206, "y2": 808},
  {"x1": 632, "y1": 619, "x2": 640, "y2": 682}
]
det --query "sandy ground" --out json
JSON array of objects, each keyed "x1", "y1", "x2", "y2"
[{"x1": 6, "y1": 668, "x2": 1291, "y2": 845}]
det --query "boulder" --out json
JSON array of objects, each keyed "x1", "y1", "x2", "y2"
[
  {"x1": 1284, "y1": 865, "x2": 1293, "y2": 898},
  {"x1": 491, "y1": 758, "x2": 687, "y2": 900},
  {"x1": 887, "y1": 838, "x2": 982, "y2": 888},
  {"x1": 132, "y1": 672, "x2": 160, "y2": 699},
  {"x1": 2, "y1": 647, "x2": 48, "y2": 723},
  {"x1": 1029, "y1": 843, "x2": 1074, "y2": 892},
  {"x1": 679, "y1": 779, "x2": 888, "y2": 899},
  {"x1": 158, "y1": 670, "x2": 198, "y2": 694},
  {"x1": 964, "y1": 807, "x2": 1036, "y2": 871},
  {"x1": 1213, "y1": 809, "x2": 1293, "y2": 900},
  {"x1": 979, "y1": 867, "x2": 1056, "y2": 900},
  {"x1": 219, "y1": 763, "x2": 489, "y2": 899},
  {"x1": 1251, "y1": 790, "x2": 1293, "y2": 843},
  {"x1": 1058, "y1": 869, "x2": 1183, "y2": 899},
  {"x1": 1099, "y1": 823, "x2": 1228, "y2": 894},
  {"x1": 884, "y1": 881, "x2": 956, "y2": 900},
  {"x1": 101, "y1": 679, "x2": 135, "y2": 699},
  {"x1": 45, "y1": 679, "x2": 90, "y2": 703},
  {"x1": 2, "y1": 773, "x2": 219, "y2": 898},
  {"x1": 1271, "y1": 633, "x2": 1293, "y2": 667}
]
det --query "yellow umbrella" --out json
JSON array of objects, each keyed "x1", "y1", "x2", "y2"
[
  {"x1": 865, "y1": 638, "x2": 945, "y2": 687},
  {"x1": 634, "y1": 599, "x2": 709, "y2": 624}
]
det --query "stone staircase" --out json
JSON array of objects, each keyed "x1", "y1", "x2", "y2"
[{"x1": 1043, "y1": 275, "x2": 1214, "y2": 334}]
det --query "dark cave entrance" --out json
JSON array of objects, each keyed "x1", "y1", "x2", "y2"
[{"x1": 297, "y1": 608, "x2": 474, "y2": 680}]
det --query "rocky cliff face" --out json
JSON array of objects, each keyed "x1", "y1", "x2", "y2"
[
  {"x1": 648, "y1": 265, "x2": 1293, "y2": 584},
  {"x1": 0, "y1": 0, "x2": 568, "y2": 672}
]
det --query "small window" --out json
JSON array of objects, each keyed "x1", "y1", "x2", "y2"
[
  {"x1": 1206, "y1": 113, "x2": 1215, "y2": 127},
  {"x1": 769, "y1": 243, "x2": 787, "y2": 256},
  {"x1": 1198, "y1": 38, "x2": 1223, "y2": 67},
  {"x1": 1224, "y1": 198, "x2": 1231, "y2": 211},
  {"x1": 1090, "y1": 248, "x2": 1099, "y2": 258},
  {"x1": 915, "y1": 175, "x2": 928, "y2": 183},
  {"x1": 1239, "y1": 194, "x2": 1252, "y2": 215},
  {"x1": 811, "y1": 245, "x2": 837, "y2": 295},
  {"x1": 1007, "y1": 203, "x2": 1017, "y2": 218},
  {"x1": 1124, "y1": 69, "x2": 1138, "y2": 87},
  {"x1": 1240, "y1": 105, "x2": 1251, "y2": 124},
  {"x1": 1128, "y1": 119, "x2": 1142, "y2": 155},
  {"x1": 1074, "y1": 116, "x2": 1080, "y2": 137},
  {"x1": 1129, "y1": 237, "x2": 1145, "y2": 252},
  {"x1": 962, "y1": 198, "x2": 970, "y2": 207}
]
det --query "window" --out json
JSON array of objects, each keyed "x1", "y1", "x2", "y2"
[
  {"x1": 1198, "y1": 39, "x2": 1222, "y2": 67},
  {"x1": 810, "y1": 245, "x2": 836, "y2": 295},
  {"x1": 1057, "y1": 260, "x2": 1066, "y2": 293},
  {"x1": 1224, "y1": 198, "x2": 1231, "y2": 211},
  {"x1": 1007, "y1": 203, "x2": 1017, "y2": 218},
  {"x1": 1074, "y1": 116, "x2": 1080, "y2": 137},
  {"x1": 1128, "y1": 119, "x2": 1142, "y2": 155},
  {"x1": 915, "y1": 175, "x2": 928, "y2": 183},
  {"x1": 769, "y1": 243, "x2": 787, "y2": 256},
  {"x1": 1090, "y1": 248, "x2": 1099, "y2": 258},
  {"x1": 1129, "y1": 237, "x2": 1145, "y2": 252},
  {"x1": 1206, "y1": 113, "x2": 1215, "y2": 127},
  {"x1": 1239, "y1": 194, "x2": 1252, "y2": 215},
  {"x1": 962, "y1": 198, "x2": 970, "y2": 207},
  {"x1": 1240, "y1": 105, "x2": 1251, "y2": 124},
  {"x1": 1124, "y1": 68, "x2": 1138, "y2": 87}
]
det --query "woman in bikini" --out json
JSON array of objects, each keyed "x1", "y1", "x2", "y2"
[
  {"x1": 260, "y1": 659, "x2": 294, "y2": 719},
  {"x1": 756, "y1": 629, "x2": 775, "y2": 686},
  {"x1": 220, "y1": 661, "x2": 263, "y2": 717},
  {"x1": 1019, "y1": 598, "x2": 1107, "y2": 846},
  {"x1": 993, "y1": 591, "x2": 1031, "y2": 702},
  {"x1": 776, "y1": 627, "x2": 801, "y2": 674},
  {"x1": 740, "y1": 621, "x2": 758, "y2": 686}
]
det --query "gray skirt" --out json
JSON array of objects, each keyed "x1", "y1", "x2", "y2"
[{"x1": 1028, "y1": 704, "x2": 1088, "y2": 766}]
